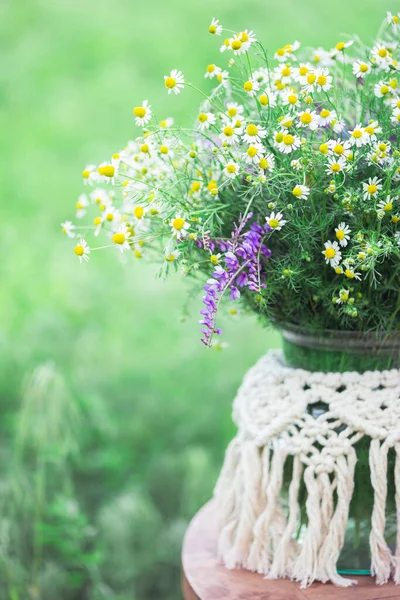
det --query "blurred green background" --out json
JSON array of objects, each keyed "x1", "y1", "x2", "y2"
[{"x1": 0, "y1": 0, "x2": 396, "y2": 598}]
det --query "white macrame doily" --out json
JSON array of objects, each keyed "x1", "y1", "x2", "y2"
[{"x1": 214, "y1": 350, "x2": 400, "y2": 588}]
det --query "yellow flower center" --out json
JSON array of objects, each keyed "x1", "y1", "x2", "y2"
[
  {"x1": 360, "y1": 63, "x2": 369, "y2": 73},
  {"x1": 74, "y1": 245, "x2": 84, "y2": 257},
  {"x1": 390, "y1": 79, "x2": 398, "y2": 89},
  {"x1": 227, "y1": 107, "x2": 237, "y2": 117},
  {"x1": 283, "y1": 134, "x2": 294, "y2": 146},
  {"x1": 333, "y1": 144, "x2": 344, "y2": 155},
  {"x1": 331, "y1": 163, "x2": 341, "y2": 173},
  {"x1": 226, "y1": 164, "x2": 237, "y2": 173},
  {"x1": 98, "y1": 165, "x2": 115, "y2": 177},
  {"x1": 345, "y1": 269, "x2": 355, "y2": 279},
  {"x1": 336, "y1": 42, "x2": 345, "y2": 51},
  {"x1": 172, "y1": 217, "x2": 185, "y2": 230},
  {"x1": 299, "y1": 66, "x2": 308, "y2": 76},
  {"x1": 259, "y1": 158, "x2": 269, "y2": 169},
  {"x1": 269, "y1": 219, "x2": 280, "y2": 229},
  {"x1": 378, "y1": 48, "x2": 387, "y2": 58},
  {"x1": 247, "y1": 146, "x2": 258, "y2": 157},
  {"x1": 223, "y1": 126, "x2": 234, "y2": 137},
  {"x1": 292, "y1": 186, "x2": 302, "y2": 197},
  {"x1": 281, "y1": 66, "x2": 291, "y2": 77},
  {"x1": 112, "y1": 233, "x2": 126, "y2": 245},
  {"x1": 210, "y1": 254, "x2": 219, "y2": 264},
  {"x1": 240, "y1": 31, "x2": 249, "y2": 42},
  {"x1": 351, "y1": 129, "x2": 362, "y2": 139},
  {"x1": 300, "y1": 112, "x2": 312, "y2": 124},
  {"x1": 392, "y1": 216, "x2": 400, "y2": 223},
  {"x1": 379, "y1": 143, "x2": 387, "y2": 152},
  {"x1": 232, "y1": 40, "x2": 242, "y2": 50},
  {"x1": 94, "y1": 216, "x2": 101, "y2": 226},
  {"x1": 198, "y1": 113, "x2": 208, "y2": 122},
  {"x1": 243, "y1": 81, "x2": 253, "y2": 92},
  {"x1": 191, "y1": 181, "x2": 201, "y2": 192},
  {"x1": 207, "y1": 64, "x2": 215, "y2": 73},
  {"x1": 209, "y1": 24, "x2": 217, "y2": 34},
  {"x1": 76, "y1": 201, "x2": 83, "y2": 210},
  {"x1": 336, "y1": 229, "x2": 345, "y2": 240},
  {"x1": 134, "y1": 206, "x2": 144, "y2": 219},
  {"x1": 165, "y1": 77, "x2": 176, "y2": 89},
  {"x1": 313, "y1": 54, "x2": 320, "y2": 63},
  {"x1": 106, "y1": 212, "x2": 114, "y2": 222},
  {"x1": 317, "y1": 74, "x2": 327, "y2": 86},
  {"x1": 364, "y1": 125, "x2": 375, "y2": 135},
  {"x1": 133, "y1": 106, "x2": 146, "y2": 118},
  {"x1": 82, "y1": 169, "x2": 90, "y2": 179},
  {"x1": 381, "y1": 85, "x2": 389, "y2": 95},
  {"x1": 246, "y1": 124, "x2": 258, "y2": 136},
  {"x1": 288, "y1": 94, "x2": 298, "y2": 105},
  {"x1": 306, "y1": 73, "x2": 316, "y2": 84},
  {"x1": 325, "y1": 248, "x2": 336, "y2": 259},
  {"x1": 367, "y1": 184, "x2": 377, "y2": 195},
  {"x1": 384, "y1": 202, "x2": 393, "y2": 212},
  {"x1": 160, "y1": 145, "x2": 169, "y2": 154},
  {"x1": 320, "y1": 109, "x2": 330, "y2": 118},
  {"x1": 208, "y1": 180, "x2": 217, "y2": 191},
  {"x1": 276, "y1": 48, "x2": 285, "y2": 57},
  {"x1": 319, "y1": 143, "x2": 329, "y2": 155}
]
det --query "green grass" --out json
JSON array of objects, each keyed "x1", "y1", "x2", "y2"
[{"x1": 0, "y1": 0, "x2": 398, "y2": 598}]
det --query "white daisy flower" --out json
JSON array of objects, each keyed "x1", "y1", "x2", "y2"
[
  {"x1": 61, "y1": 220, "x2": 76, "y2": 238},
  {"x1": 229, "y1": 34, "x2": 247, "y2": 55},
  {"x1": 298, "y1": 109, "x2": 319, "y2": 130},
  {"x1": 276, "y1": 132, "x2": 301, "y2": 154},
  {"x1": 322, "y1": 241, "x2": 342, "y2": 267},
  {"x1": 311, "y1": 47, "x2": 334, "y2": 67},
  {"x1": 220, "y1": 37, "x2": 231, "y2": 53},
  {"x1": 377, "y1": 196, "x2": 395, "y2": 213},
  {"x1": 371, "y1": 45, "x2": 392, "y2": 71},
  {"x1": 243, "y1": 142, "x2": 265, "y2": 164},
  {"x1": 258, "y1": 153, "x2": 275, "y2": 172},
  {"x1": 82, "y1": 164, "x2": 98, "y2": 185},
  {"x1": 74, "y1": 239, "x2": 90, "y2": 263},
  {"x1": 259, "y1": 89, "x2": 277, "y2": 108},
  {"x1": 387, "y1": 12, "x2": 400, "y2": 32},
  {"x1": 318, "y1": 108, "x2": 337, "y2": 126},
  {"x1": 204, "y1": 64, "x2": 222, "y2": 79},
  {"x1": 209, "y1": 17, "x2": 223, "y2": 36},
  {"x1": 223, "y1": 160, "x2": 239, "y2": 179},
  {"x1": 336, "y1": 289, "x2": 350, "y2": 304},
  {"x1": 292, "y1": 63, "x2": 312, "y2": 84},
  {"x1": 102, "y1": 204, "x2": 121, "y2": 225},
  {"x1": 133, "y1": 100, "x2": 152, "y2": 127},
  {"x1": 374, "y1": 81, "x2": 391, "y2": 98},
  {"x1": 225, "y1": 102, "x2": 244, "y2": 118},
  {"x1": 242, "y1": 123, "x2": 267, "y2": 144},
  {"x1": 331, "y1": 40, "x2": 354, "y2": 57},
  {"x1": 335, "y1": 222, "x2": 351, "y2": 247},
  {"x1": 348, "y1": 123, "x2": 368, "y2": 147},
  {"x1": 165, "y1": 249, "x2": 181, "y2": 262},
  {"x1": 216, "y1": 69, "x2": 229, "y2": 86},
  {"x1": 391, "y1": 97, "x2": 400, "y2": 110},
  {"x1": 282, "y1": 89, "x2": 300, "y2": 108},
  {"x1": 112, "y1": 224, "x2": 132, "y2": 253},
  {"x1": 219, "y1": 123, "x2": 241, "y2": 145},
  {"x1": 391, "y1": 108, "x2": 400, "y2": 126},
  {"x1": 344, "y1": 266, "x2": 362, "y2": 281},
  {"x1": 159, "y1": 117, "x2": 174, "y2": 129},
  {"x1": 362, "y1": 176, "x2": 382, "y2": 200},
  {"x1": 89, "y1": 188, "x2": 111, "y2": 206},
  {"x1": 273, "y1": 64, "x2": 293, "y2": 84},
  {"x1": 326, "y1": 156, "x2": 347, "y2": 175},
  {"x1": 97, "y1": 158, "x2": 119, "y2": 184},
  {"x1": 76, "y1": 193, "x2": 89, "y2": 219},
  {"x1": 292, "y1": 184, "x2": 310, "y2": 199},
  {"x1": 274, "y1": 41, "x2": 300, "y2": 62},
  {"x1": 266, "y1": 211, "x2": 287, "y2": 231},
  {"x1": 363, "y1": 120, "x2": 382, "y2": 141},
  {"x1": 352, "y1": 60, "x2": 371, "y2": 79},
  {"x1": 328, "y1": 139, "x2": 351, "y2": 156},
  {"x1": 170, "y1": 215, "x2": 190, "y2": 239},
  {"x1": 279, "y1": 114, "x2": 295, "y2": 129},
  {"x1": 197, "y1": 112, "x2": 216, "y2": 131},
  {"x1": 314, "y1": 68, "x2": 333, "y2": 91},
  {"x1": 243, "y1": 77, "x2": 260, "y2": 97},
  {"x1": 164, "y1": 69, "x2": 185, "y2": 95}
]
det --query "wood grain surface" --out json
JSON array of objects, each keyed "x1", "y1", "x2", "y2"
[{"x1": 182, "y1": 502, "x2": 400, "y2": 600}]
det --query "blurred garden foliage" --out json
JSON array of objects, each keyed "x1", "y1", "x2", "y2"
[{"x1": 0, "y1": 0, "x2": 397, "y2": 598}]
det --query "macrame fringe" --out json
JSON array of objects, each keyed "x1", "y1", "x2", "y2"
[{"x1": 214, "y1": 435, "x2": 399, "y2": 587}]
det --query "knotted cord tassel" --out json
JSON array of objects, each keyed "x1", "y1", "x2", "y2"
[{"x1": 369, "y1": 439, "x2": 392, "y2": 584}]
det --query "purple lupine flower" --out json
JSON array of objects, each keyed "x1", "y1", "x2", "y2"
[{"x1": 199, "y1": 214, "x2": 271, "y2": 346}]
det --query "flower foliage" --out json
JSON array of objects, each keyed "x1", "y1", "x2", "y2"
[{"x1": 64, "y1": 13, "x2": 400, "y2": 344}]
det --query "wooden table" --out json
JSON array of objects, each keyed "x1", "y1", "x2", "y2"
[{"x1": 182, "y1": 502, "x2": 400, "y2": 600}]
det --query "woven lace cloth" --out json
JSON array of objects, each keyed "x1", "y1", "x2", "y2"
[{"x1": 214, "y1": 350, "x2": 400, "y2": 588}]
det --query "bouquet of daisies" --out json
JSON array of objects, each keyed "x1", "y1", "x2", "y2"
[{"x1": 63, "y1": 12, "x2": 400, "y2": 346}]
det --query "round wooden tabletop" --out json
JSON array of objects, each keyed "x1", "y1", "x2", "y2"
[{"x1": 182, "y1": 501, "x2": 400, "y2": 600}]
